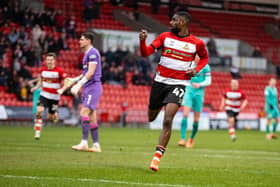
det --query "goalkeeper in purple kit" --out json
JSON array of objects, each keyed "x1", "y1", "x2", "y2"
[{"x1": 71, "y1": 32, "x2": 102, "y2": 152}]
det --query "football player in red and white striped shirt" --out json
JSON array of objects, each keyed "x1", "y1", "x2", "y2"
[
  {"x1": 220, "y1": 79, "x2": 248, "y2": 141},
  {"x1": 139, "y1": 11, "x2": 208, "y2": 171},
  {"x1": 31, "y1": 52, "x2": 67, "y2": 139}
]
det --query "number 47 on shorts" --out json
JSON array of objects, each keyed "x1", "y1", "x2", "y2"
[{"x1": 172, "y1": 87, "x2": 184, "y2": 97}]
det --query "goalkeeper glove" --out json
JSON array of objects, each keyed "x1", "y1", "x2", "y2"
[{"x1": 71, "y1": 77, "x2": 88, "y2": 95}]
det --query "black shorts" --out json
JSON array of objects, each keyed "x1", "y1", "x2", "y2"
[
  {"x1": 37, "y1": 96, "x2": 59, "y2": 114},
  {"x1": 149, "y1": 81, "x2": 185, "y2": 110},
  {"x1": 226, "y1": 110, "x2": 239, "y2": 118}
]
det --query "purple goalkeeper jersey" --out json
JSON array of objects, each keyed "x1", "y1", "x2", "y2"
[
  {"x1": 82, "y1": 47, "x2": 102, "y2": 86},
  {"x1": 81, "y1": 47, "x2": 102, "y2": 110}
]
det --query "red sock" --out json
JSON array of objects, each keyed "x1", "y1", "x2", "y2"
[
  {"x1": 153, "y1": 145, "x2": 166, "y2": 160},
  {"x1": 35, "y1": 117, "x2": 42, "y2": 131},
  {"x1": 228, "y1": 126, "x2": 235, "y2": 137}
]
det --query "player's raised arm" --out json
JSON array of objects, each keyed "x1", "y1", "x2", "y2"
[{"x1": 139, "y1": 29, "x2": 163, "y2": 57}]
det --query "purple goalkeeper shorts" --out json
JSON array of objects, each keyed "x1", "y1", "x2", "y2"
[{"x1": 82, "y1": 82, "x2": 102, "y2": 110}]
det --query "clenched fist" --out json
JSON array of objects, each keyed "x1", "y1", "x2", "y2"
[{"x1": 139, "y1": 29, "x2": 148, "y2": 41}]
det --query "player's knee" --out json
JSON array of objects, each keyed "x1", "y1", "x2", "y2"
[
  {"x1": 163, "y1": 116, "x2": 173, "y2": 126},
  {"x1": 47, "y1": 115, "x2": 52, "y2": 121},
  {"x1": 79, "y1": 109, "x2": 87, "y2": 116},
  {"x1": 228, "y1": 117, "x2": 235, "y2": 124},
  {"x1": 37, "y1": 106, "x2": 44, "y2": 114},
  {"x1": 48, "y1": 113, "x2": 58, "y2": 122},
  {"x1": 80, "y1": 107, "x2": 91, "y2": 117},
  {"x1": 183, "y1": 109, "x2": 190, "y2": 117}
]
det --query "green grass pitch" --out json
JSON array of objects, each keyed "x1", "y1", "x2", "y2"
[{"x1": 0, "y1": 125, "x2": 279, "y2": 187}]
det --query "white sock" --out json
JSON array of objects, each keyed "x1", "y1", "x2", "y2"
[
  {"x1": 81, "y1": 140, "x2": 88, "y2": 145},
  {"x1": 93, "y1": 142, "x2": 100, "y2": 148}
]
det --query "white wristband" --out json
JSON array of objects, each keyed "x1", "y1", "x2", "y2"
[{"x1": 78, "y1": 76, "x2": 88, "y2": 85}]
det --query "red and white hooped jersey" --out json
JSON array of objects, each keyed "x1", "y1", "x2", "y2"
[
  {"x1": 223, "y1": 89, "x2": 247, "y2": 113},
  {"x1": 40, "y1": 66, "x2": 66, "y2": 100},
  {"x1": 149, "y1": 32, "x2": 208, "y2": 86}
]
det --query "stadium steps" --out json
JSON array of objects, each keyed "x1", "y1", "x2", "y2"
[
  {"x1": 118, "y1": 4, "x2": 212, "y2": 37},
  {"x1": 42, "y1": 0, "x2": 132, "y2": 32},
  {"x1": 131, "y1": 4, "x2": 280, "y2": 64},
  {"x1": 189, "y1": 9, "x2": 280, "y2": 64}
]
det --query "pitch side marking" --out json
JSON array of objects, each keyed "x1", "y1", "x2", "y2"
[{"x1": 0, "y1": 175, "x2": 192, "y2": 187}]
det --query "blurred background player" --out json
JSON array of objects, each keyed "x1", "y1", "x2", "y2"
[
  {"x1": 178, "y1": 57, "x2": 211, "y2": 148},
  {"x1": 71, "y1": 31, "x2": 102, "y2": 152},
  {"x1": 264, "y1": 77, "x2": 279, "y2": 140},
  {"x1": 139, "y1": 11, "x2": 208, "y2": 171},
  {"x1": 28, "y1": 78, "x2": 41, "y2": 115},
  {"x1": 220, "y1": 79, "x2": 248, "y2": 141},
  {"x1": 31, "y1": 53, "x2": 67, "y2": 139}
]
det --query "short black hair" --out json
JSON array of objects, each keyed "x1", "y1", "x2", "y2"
[
  {"x1": 175, "y1": 11, "x2": 192, "y2": 23},
  {"x1": 46, "y1": 52, "x2": 56, "y2": 59},
  {"x1": 81, "y1": 31, "x2": 94, "y2": 44}
]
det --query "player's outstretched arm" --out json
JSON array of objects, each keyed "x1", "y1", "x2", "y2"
[
  {"x1": 57, "y1": 74, "x2": 83, "y2": 95},
  {"x1": 71, "y1": 63, "x2": 97, "y2": 95}
]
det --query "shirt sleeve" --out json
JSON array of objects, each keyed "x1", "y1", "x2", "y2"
[
  {"x1": 88, "y1": 52, "x2": 98, "y2": 64},
  {"x1": 223, "y1": 90, "x2": 227, "y2": 98},
  {"x1": 199, "y1": 65, "x2": 211, "y2": 87},
  {"x1": 57, "y1": 68, "x2": 67, "y2": 79},
  {"x1": 150, "y1": 32, "x2": 165, "y2": 49},
  {"x1": 195, "y1": 40, "x2": 208, "y2": 73},
  {"x1": 199, "y1": 74, "x2": 211, "y2": 87},
  {"x1": 241, "y1": 91, "x2": 247, "y2": 99}
]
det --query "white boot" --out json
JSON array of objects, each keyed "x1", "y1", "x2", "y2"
[
  {"x1": 88, "y1": 142, "x2": 101, "y2": 152},
  {"x1": 72, "y1": 140, "x2": 88, "y2": 151},
  {"x1": 34, "y1": 131, "x2": 41, "y2": 140}
]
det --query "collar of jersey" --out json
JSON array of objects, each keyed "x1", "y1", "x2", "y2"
[
  {"x1": 176, "y1": 33, "x2": 190, "y2": 38},
  {"x1": 85, "y1": 46, "x2": 93, "y2": 54}
]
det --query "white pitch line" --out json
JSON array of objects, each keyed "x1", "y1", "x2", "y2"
[
  {"x1": 0, "y1": 175, "x2": 191, "y2": 187},
  {"x1": 194, "y1": 148, "x2": 280, "y2": 156},
  {"x1": 201, "y1": 154, "x2": 280, "y2": 161}
]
